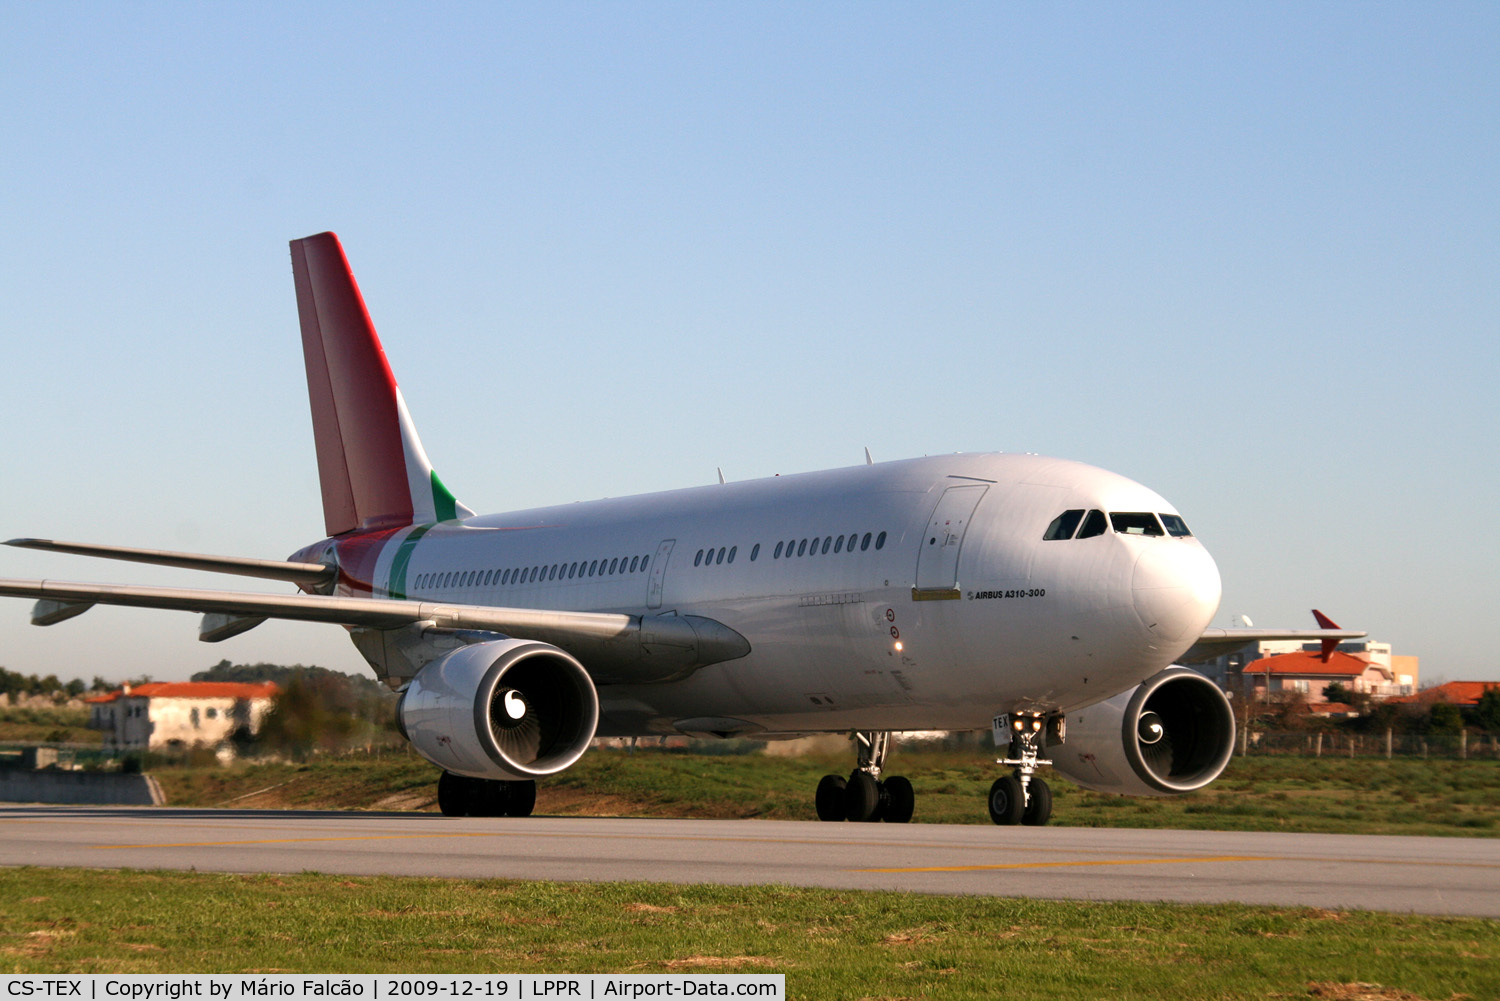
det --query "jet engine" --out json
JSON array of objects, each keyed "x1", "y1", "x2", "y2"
[
  {"x1": 398, "y1": 638, "x2": 599, "y2": 781},
  {"x1": 1048, "y1": 668, "x2": 1234, "y2": 797}
]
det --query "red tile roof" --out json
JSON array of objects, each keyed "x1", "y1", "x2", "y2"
[
  {"x1": 87, "y1": 681, "x2": 279, "y2": 703},
  {"x1": 1389, "y1": 681, "x2": 1500, "y2": 706},
  {"x1": 1245, "y1": 650, "x2": 1388, "y2": 678}
]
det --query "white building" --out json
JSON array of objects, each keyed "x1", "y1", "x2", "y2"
[{"x1": 86, "y1": 681, "x2": 279, "y2": 751}]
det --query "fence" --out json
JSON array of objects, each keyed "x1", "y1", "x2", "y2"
[{"x1": 1241, "y1": 728, "x2": 1500, "y2": 759}]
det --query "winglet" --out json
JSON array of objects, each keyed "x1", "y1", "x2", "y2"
[
  {"x1": 1311, "y1": 609, "x2": 1341, "y2": 662},
  {"x1": 290, "y1": 232, "x2": 472, "y2": 536}
]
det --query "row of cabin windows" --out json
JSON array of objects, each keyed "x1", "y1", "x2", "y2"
[
  {"x1": 694, "y1": 530, "x2": 888, "y2": 568},
  {"x1": 1043, "y1": 509, "x2": 1193, "y2": 541},
  {"x1": 414, "y1": 553, "x2": 651, "y2": 592}
]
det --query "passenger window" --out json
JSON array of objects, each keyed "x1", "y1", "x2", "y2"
[
  {"x1": 833, "y1": 535, "x2": 844, "y2": 554},
  {"x1": 875, "y1": 531, "x2": 887, "y2": 550},
  {"x1": 1110, "y1": 512, "x2": 1165, "y2": 536},
  {"x1": 860, "y1": 532, "x2": 872, "y2": 551},
  {"x1": 716, "y1": 547, "x2": 726, "y2": 565},
  {"x1": 589, "y1": 560, "x2": 598, "y2": 576},
  {"x1": 609, "y1": 558, "x2": 619, "y2": 574},
  {"x1": 750, "y1": 544, "x2": 760, "y2": 561},
  {"x1": 728, "y1": 546, "x2": 737, "y2": 564},
  {"x1": 629, "y1": 556, "x2": 639, "y2": 573},
  {"x1": 695, "y1": 550, "x2": 704, "y2": 567},
  {"x1": 1159, "y1": 514, "x2": 1193, "y2": 538},
  {"x1": 640, "y1": 555, "x2": 649, "y2": 572},
  {"x1": 1044, "y1": 510, "x2": 1085, "y2": 541},
  {"x1": 774, "y1": 541, "x2": 783, "y2": 559},
  {"x1": 1077, "y1": 510, "x2": 1108, "y2": 539},
  {"x1": 797, "y1": 539, "x2": 808, "y2": 557}
]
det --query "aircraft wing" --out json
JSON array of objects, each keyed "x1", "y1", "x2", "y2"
[
  {"x1": 0, "y1": 577, "x2": 749, "y2": 684},
  {"x1": 1179, "y1": 610, "x2": 1365, "y2": 664}
]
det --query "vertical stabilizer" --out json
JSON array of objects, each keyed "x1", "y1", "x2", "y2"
[{"x1": 290, "y1": 232, "x2": 472, "y2": 536}]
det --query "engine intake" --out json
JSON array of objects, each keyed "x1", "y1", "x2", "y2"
[
  {"x1": 399, "y1": 639, "x2": 599, "y2": 781},
  {"x1": 1049, "y1": 668, "x2": 1234, "y2": 797}
]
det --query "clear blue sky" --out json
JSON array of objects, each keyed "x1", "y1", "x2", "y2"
[{"x1": 1, "y1": 3, "x2": 1496, "y2": 685}]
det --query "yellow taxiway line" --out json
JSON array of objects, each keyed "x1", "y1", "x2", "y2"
[{"x1": 854, "y1": 855, "x2": 1273, "y2": 873}]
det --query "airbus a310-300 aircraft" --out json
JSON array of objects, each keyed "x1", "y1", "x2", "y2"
[{"x1": 1, "y1": 233, "x2": 1362, "y2": 825}]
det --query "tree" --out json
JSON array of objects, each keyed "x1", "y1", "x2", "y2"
[
  {"x1": 1426, "y1": 702, "x2": 1463, "y2": 735},
  {"x1": 1470, "y1": 688, "x2": 1500, "y2": 734},
  {"x1": 1322, "y1": 682, "x2": 1352, "y2": 703}
]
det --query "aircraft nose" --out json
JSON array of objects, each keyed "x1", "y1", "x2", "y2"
[{"x1": 1131, "y1": 540, "x2": 1222, "y2": 646}]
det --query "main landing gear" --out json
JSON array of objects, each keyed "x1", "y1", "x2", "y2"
[
  {"x1": 437, "y1": 771, "x2": 537, "y2": 817},
  {"x1": 815, "y1": 730, "x2": 915, "y2": 823},
  {"x1": 989, "y1": 711, "x2": 1053, "y2": 826}
]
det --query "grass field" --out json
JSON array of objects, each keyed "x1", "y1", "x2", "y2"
[
  {"x1": 145, "y1": 744, "x2": 1500, "y2": 838},
  {"x1": 0, "y1": 867, "x2": 1495, "y2": 1000}
]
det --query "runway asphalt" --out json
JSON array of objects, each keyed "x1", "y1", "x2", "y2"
[{"x1": 0, "y1": 804, "x2": 1495, "y2": 917}]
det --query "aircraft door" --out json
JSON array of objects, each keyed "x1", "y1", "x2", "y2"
[
  {"x1": 647, "y1": 539, "x2": 675, "y2": 609},
  {"x1": 914, "y1": 484, "x2": 988, "y2": 599}
]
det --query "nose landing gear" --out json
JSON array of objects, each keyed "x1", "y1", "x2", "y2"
[
  {"x1": 814, "y1": 730, "x2": 915, "y2": 823},
  {"x1": 990, "y1": 711, "x2": 1054, "y2": 826}
]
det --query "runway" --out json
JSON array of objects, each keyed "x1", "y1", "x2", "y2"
[{"x1": 0, "y1": 805, "x2": 1496, "y2": 917}]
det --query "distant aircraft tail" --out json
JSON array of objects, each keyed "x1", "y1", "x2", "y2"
[{"x1": 290, "y1": 232, "x2": 473, "y2": 537}]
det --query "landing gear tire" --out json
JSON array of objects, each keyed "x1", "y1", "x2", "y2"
[
  {"x1": 438, "y1": 771, "x2": 476, "y2": 817},
  {"x1": 505, "y1": 779, "x2": 537, "y2": 818},
  {"x1": 1021, "y1": 776, "x2": 1052, "y2": 826},
  {"x1": 844, "y1": 771, "x2": 882, "y2": 823},
  {"x1": 988, "y1": 774, "x2": 1024, "y2": 826},
  {"x1": 815, "y1": 774, "x2": 847, "y2": 822},
  {"x1": 881, "y1": 775, "x2": 915, "y2": 824},
  {"x1": 438, "y1": 773, "x2": 536, "y2": 817}
]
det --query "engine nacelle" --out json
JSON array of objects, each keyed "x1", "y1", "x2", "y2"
[
  {"x1": 1048, "y1": 668, "x2": 1234, "y2": 797},
  {"x1": 398, "y1": 639, "x2": 599, "y2": 781}
]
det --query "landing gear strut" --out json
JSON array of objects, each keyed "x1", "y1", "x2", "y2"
[
  {"x1": 437, "y1": 771, "x2": 537, "y2": 817},
  {"x1": 815, "y1": 730, "x2": 914, "y2": 823},
  {"x1": 989, "y1": 712, "x2": 1054, "y2": 826}
]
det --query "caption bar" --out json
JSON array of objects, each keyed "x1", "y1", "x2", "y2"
[{"x1": 0, "y1": 978, "x2": 784, "y2": 1001}]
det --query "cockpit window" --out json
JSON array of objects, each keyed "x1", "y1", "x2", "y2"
[
  {"x1": 1159, "y1": 514, "x2": 1192, "y2": 538},
  {"x1": 1077, "y1": 509, "x2": 1108, "y2": 539},
  {"x1": 1043, "y1": 509, "x2": 1085, "y2": 540},
  {"x1": 1111, "y1": 512, "x2": 1165, "y2": 536}
]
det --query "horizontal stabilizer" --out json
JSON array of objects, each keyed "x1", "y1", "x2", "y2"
[{"x1": 4, "y1": 538, "x2": 335, "y2": 589}]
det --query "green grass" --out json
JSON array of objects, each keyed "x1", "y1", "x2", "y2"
[
  {"x1": 0, "y1": 704, "x2": 99, "y2": 745},
  {"x1": 0, "y1": 867, "x2": 1494, "y2": 1000},
  {"x1": 148, "y1": 745, "x2": 1500, "y2": 838}
]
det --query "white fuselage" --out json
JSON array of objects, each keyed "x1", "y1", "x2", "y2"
[{"x1": 325, "y1": 452, "x2": 1223, "y2": 737}]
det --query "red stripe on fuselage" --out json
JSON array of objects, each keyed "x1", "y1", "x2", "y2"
[{"x1": 329, "y1": 527, "x2": 403, "y2": 598}]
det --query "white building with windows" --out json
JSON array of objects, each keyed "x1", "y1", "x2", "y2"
[{"x1": 85, "y1": 681, "x2": 279, "y2": 751}]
